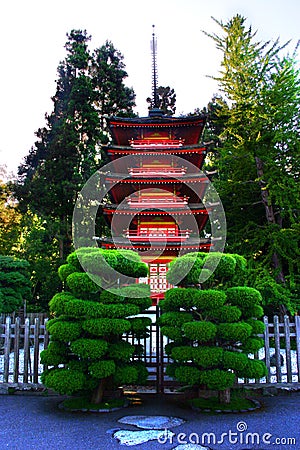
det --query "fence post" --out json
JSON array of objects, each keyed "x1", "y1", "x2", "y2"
[
  {"x1": 273, "y1": 315, "x2": 282, "y2": 383},
  {"x1": 13, "y1": 317, "x2": 20, "y2": 383},
  {"x1": 23, "y1": 318, "x2": 30, "y2": 383},
  {"x1": 284, "y1": 315, "x2": 292, "y2": 383},
  {"x1": 263, "y1": 316, "x2": 271, "y2": 383},
  {"x1": 295, "y1": 315, "x2": 300, "y2": 383},
  {"x1": 3, "y1": 316, "x2": 11, "y2": 383},
  {"x1": 33, "y1": 318, "x2": 40, "y2": 384}
]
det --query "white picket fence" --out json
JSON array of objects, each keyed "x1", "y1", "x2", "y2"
[{"x1": 1, "y1": 314, "x2": 300, "y2": 390}]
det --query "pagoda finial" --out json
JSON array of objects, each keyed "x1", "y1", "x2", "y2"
[{"x1": 151, "y1": 25, "x2": 159, "y2": 109}]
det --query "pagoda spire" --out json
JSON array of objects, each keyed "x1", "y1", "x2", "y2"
[{"x1": 151, "y1": 25, "x2": 159, "y2": 109}]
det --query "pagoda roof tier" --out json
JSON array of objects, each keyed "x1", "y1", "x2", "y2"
[
  {"x1": 102, "y1": 204, "x2": 210, "y2": 234},
  {"x1": 107, "y1": 114, "x2": 206, "y2": 147},
  {"x1": 94, "y1": 236, "x2": 212, "y2": 252},
  {"x1": 104, "y1": 175, "x2": 209, "y2": 204},
  {"x1": 105, "y1": 144, "x2": 206, "y2": 156}
]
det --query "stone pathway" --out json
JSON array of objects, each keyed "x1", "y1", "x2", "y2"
[{"x1": 112, "y1": 415, "x2": 209, "y2": 448}]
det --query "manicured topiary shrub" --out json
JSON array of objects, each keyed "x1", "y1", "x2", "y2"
[
  {"x1": 41, "y1": 248, "x2": 152, "y2": 406},
  {"x1": 161, "y1": 252, "x2": 267, "y2": 404}
]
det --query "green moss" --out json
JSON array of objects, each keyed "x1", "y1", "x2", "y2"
[{"x1": 190, "y1": 396, "x2": 255, "y2": 412}]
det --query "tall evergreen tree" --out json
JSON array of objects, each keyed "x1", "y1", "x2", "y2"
[
  {"x1": 15, "y1": 30, "x2": 136, "y2": 261},
  {"x1": 205, "y1": 15, "x2": 300, "y2": 315}
]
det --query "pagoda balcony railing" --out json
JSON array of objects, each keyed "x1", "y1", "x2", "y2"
[
  {"x1": 124, "y1": 229, "x2": 191, "y2": 241},
  {"x1": 128, "y1": 167, "x2": 187, "y2": 176},
  {"x1": 129, "y1": 138, "x2": 184, "y2": 148},
  {"x1": 127, "y1": 195, "x2": 189, "y2": 207}
]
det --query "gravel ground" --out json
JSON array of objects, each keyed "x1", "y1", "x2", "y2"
[{"x1": 0, "y1": 390, "x2": 299, "y2": 450}]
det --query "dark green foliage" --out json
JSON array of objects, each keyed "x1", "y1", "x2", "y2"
[
  {"x1": 40, "y1": 341, "x2": 69, "y2": 366},
  {"x1": 222, "y1": 351, "x2": 249, "y2": 371},
  {"x1": 66, "y1": 272, "x2": 100, "y2": 294},
  {"x1": 49, "y1": 292, "x2": 74, "y2": 316},
  {"x1": 174, "y1": 366, "x2": 201, "y2": 385},
  {"x1": 217, "y1": 322, "x2": 252, "y2": 342},
  {"x1": 183, "y1": 321, "x2": 217, "y2": 342},
  {"x1": 208, "y1": 305, "x2": 242, "y2": 322},
  {"x1": 237, "y1": 358, "x2": 268, "y2": 379},
  {"x1": 42, "y1": 249, "x2": 151, "y2": 404},
  {"x1": 242, "y1": 337, "x2": 265, "y2": 354},
  {"x1": 227, "y1": 287, "x2": 262, "y2": 308},
  {"x1": 0, "y1": 255, "x2": 32, "y2": 313},
  {"x1": 58, "y1": 264, "x2": 78, "y2": 282},
  {"x1": 46, "y1": 320, "x2": 82, "y2": 342},
  {"x1": 170, "y1": 346, "x2": 194, "y2": 363},
  {"x1": 161, "y1": 252, "x2": 267, "y2": 399},
  {"x1": 70, "y1": 338, "x2": 108, "y2": 359},
  {"x1": 83, "y1": 318, "x2": 131, "y2": 336},
  {"x1": 158, "y1": 311, "x2": 193, "y2": 327},
  {"x1": 194, "y1": 290, "x2": 226, "y2": 310},
  {"x1": 193, "y1": 347, "x2": 223, "y2": 368},
  {"x1": 113, "y1": 365, "x2": 139, "y2": 385},
  {"x1": 89, "y1": 360, "x2": 116, "y2": 378},
  {"x1": 200, "y1": 369, "x2": 235, "y2": 391},
  {"x1": 42, "y1": 368, "x2": 86, "y2": 395},
  {"x1": 108, "y1": 341, "x2": 135, "y2": 361}
]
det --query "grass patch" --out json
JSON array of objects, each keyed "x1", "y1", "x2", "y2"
[
  {"x1": 190, "y1": 396, "x2": 256, "y2": 412},
  {"x1": 61, "y1": 396, "x2": 127, "y2": 412}
]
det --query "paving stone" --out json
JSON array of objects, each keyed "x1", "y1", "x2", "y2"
[
  {"x1": 118, "y1": 414, "x2": 185, "y2": 429},
  {"x1": 113, "y1": 429, "x2": 175, "y2": 446}
]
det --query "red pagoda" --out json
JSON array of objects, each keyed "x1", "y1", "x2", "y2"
[{"x1": 98, "y1": 29, "x2": 211, "y2": 303}]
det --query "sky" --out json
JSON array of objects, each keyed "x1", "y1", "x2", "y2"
[{"x1": 0, "y1": 0, "x2": 299, "y2": 177}]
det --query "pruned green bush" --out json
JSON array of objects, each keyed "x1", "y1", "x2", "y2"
[
  {"x1": 66, "y1": 272, "x2": 99, "y2": 294},
  {"x1": 175, "y1": 366, "x2": 201, "y2": 385},
  {"x1": 227, "y1": 286, "x2": 262, "y2": 308},
  {"x1": 42, "y1": 249, "x2": 151, "y2": 405},
  {"x1": 70, "y1": 338, "x2": 108, "y2": 360},
  {"x1": 208, "y1": 305, "x2": 242, "y2": 323},
  {"x1": 89, "y1": 360, "x2": 116, "y2": 379},
  {"x1": 183, "y1": 321, "x2": 217, "y2": 342},
  {"x1": 83, "y1": 318, "x2": 131, "y2": 336},
  {"x1": 217, "y1": 322, "x2": 252, "y2": 342},
  {"x1": 108, "y1": 341, "x2": 135, "y2": 361},
  {"x1": 161, "y1": 252, "x2": 266, "y2": 403},
  {"x1": 42, "y1": 368, "x2": 86, "y2": 395},
  {"x1": 46, "y1": 321, "x2": 82, "y2": 342},
  {"x1": 237, "y1": 358, "x2": 268, "y2": 379},
  {"x1": 193, "y1": 346, "x2": 223, "y2": 368},
  {"x1": 200, "y1": 369, "x2": 235, "y2": 391},
  {"x1": 171, "y1": 346, "x2": 194, "y2": 363},
  {"x1": 0, "y1": 255, "x2": 32, "y2": 313},
  {"x1": 58, "y1": 264, "x2": 78, "y2": 282},
  {"x1": 222, "y1": 351, "x2": 248, "y2": 371},
  {"x1": 158, "y1": 311, "x2": 193, "y2": 327},
  {"x1": 194, "y1": 289, "x2": 226, "y2": 310},
  {"x1": 242, "y1": 337, "x2": 265, "y2": 354}
]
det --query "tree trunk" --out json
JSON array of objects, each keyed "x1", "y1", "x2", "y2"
[
  {"x1": 91, "y1": 379, "x2": 106, "y2": 404},
  {"x1": 255, "y1": 156, "x2": 287, "y2": 298},
  {"x1": 218, "y1": 388, "x2": 231, "y2": 404}
]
